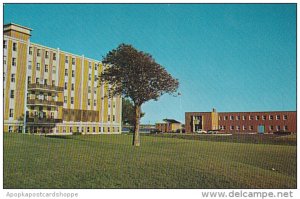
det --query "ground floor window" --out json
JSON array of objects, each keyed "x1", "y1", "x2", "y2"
[{"x1": 8, "y1": 126, "x2": 13, "y2": 133}]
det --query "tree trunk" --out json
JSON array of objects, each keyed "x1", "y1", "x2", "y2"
[{"x1": 132, "y1": 104, "x2": 141, "y2": 146}]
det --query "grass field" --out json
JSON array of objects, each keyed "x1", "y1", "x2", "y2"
[{"x1": 4, "y1": 133, "x2": 297, "y2": 189}]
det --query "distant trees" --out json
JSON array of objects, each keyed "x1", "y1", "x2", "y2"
[
  {"x1": 101, "y1": 44, "x2": 179, "y2": 146},
  {"x1": 122, "y1": 98, "x2": 145, "y2": 126}
]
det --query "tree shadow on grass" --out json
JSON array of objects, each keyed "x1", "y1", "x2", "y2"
[{"x1": 45, "y1": 135, "x2": 73, "y2": 139}]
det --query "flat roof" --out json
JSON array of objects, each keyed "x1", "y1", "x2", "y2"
[
  {"x1": 4, "y1": 23, "x2": 33, "y2": 31},
  {"x1": 186, "y1": 110, "x2": 296, "y2": 114}
]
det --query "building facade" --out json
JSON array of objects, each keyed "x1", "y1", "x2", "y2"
[
  {"x1": 185, "y1": 109, "x2": 296, "y2": 134},
  {"x1": 3, "y1": 23, "x2": 122, "y2": 134},
  {"x1": 156, "y1": 119, "x2": 182, "y2": 133}
]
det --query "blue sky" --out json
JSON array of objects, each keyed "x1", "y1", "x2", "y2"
[{"x1": 4, "y1": 4, "x2": 296, "y2": 124}]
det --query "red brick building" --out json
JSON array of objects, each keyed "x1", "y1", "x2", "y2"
[{"x1": 185, "y1": 109, "x2": 296, "y2": 134}]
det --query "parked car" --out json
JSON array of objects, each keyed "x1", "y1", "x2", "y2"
[
  {"x1": 273, "y1": 130, "x2": 292, "y2": 135},
  {"x1": 207, "y1": 130, "x2": 219, "y2": 134},
  {"x1": 196, "y1": 130, "x2": 207, "y2": 134}
]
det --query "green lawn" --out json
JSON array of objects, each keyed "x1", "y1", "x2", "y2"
[{"x1": 4, "y1": 133, "x2": 296, "y2": 189}]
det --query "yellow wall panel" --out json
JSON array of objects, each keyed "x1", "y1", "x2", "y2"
[
  {"x1": 40, "y1": 49, "x2": 45, "y2": 81},
  {"x1": 14, "y1": 42, "x2": 28, "y2": 120},
  {"x1": 4, "y1": 40, "x2": 12, "y2": 120},
  {"x1": 67, "y1": 55, "x2": 72, "y2": 109},
  {"x1": 74, "y1": 57, "x2": 82, "y2": 109},
  {"x1": 82, "y1": 60, "x2": 89, "y2": 110}
]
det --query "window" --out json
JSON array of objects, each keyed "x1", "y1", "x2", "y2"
[
  {"x1": 283, "y1": 126, "x2": 288, "y2": 131},
  {"x1": 236, "y1": 126, "x2": 240, "y2": 130},
  {"x1": 72, "y1": 58, "x2": 75, "y2": 65},
  {"x1": 95, "y1": 64, "x2": 98, "y2": 71},
  {"x1": 4, "y1": 56, "x2": 6, "y2": 65},
  {"x1": 99, "y1": 127, "x2": 102, "y2": 132},
  {"x1": 71, "y1": 83, "x2": 74, "y2": 91},
  {"x1": 269, "y1": 125, "x2": 273, "y2": 130},
  {"x1": 52, "y1": 65, "x2": 56, "y2": 73},
  {"x1": 71, "y1": 70, "x2": 75, "y2": 77},
  {"x1": 53, "y1": 53, "x2": 56, "y2": 60},
  {"x1": 269, "y1": 115, "x2": 273, "y2": 120},
  {"x1": 249, "y1": 115, "x2": 253, "y2": 120},
  {"x1": 94, "y1": 100, "x2": 96, "y2": 106},
  {"x1": 36, "y1": 63, "x2": 40, "y2": 70},
  {"x1": 70, "y1": 127, "x2": 73, "y2": 133},
  {"x1": 65, "y1": 69, "x2": 68, "y2": 76},
  {"x1": 77, "y1": 127, "x2": 80, "y2": 132},
  {"x1": 242, "y1": 115, "x2": 246, "y2": 120},
  {"x1": 65, "y1": 56, "x2": 69, "y2": 63},
  {"x1": 276, "y1": 115, "x2": 280, "y2": 120},
  {"x1": 88, "y1": 99, "x2": 91, "y2": 106},
  {"x1": 249, "y1": 126, "x2": 253, "y2": 130},
  {"x1": 93, "y1": 127, "x2": 96, "y2": 132},
  {"x1": 236, "y1": 116, "x2": 240, "y2": 120},
  {"x1": 27, "y1": 76, "x2": 31, "y2": 84},
  {"x1": 276, "y1": 126, "x2": 280, "y2": 131},
  {"x1": 89, "y1": 62, "x2": 91, "y2": 69},
  {"x1": 4, "y1": 40, "x2": 7, "y2": 49},
  {"x1": 36, "y1": 78, "x2": 40, "y2": 84},
  {"x1": 88, "y1": 86, "x2": 91, "y2": 93},
  {"x1": 28, "y1": 61, "x2": 32, "y2": 69},
  {"x1": 12, "y1": 58, "x2": 16, "y2": 66},
  {"x1": 256, "y1": 116, "x2": 260, "y2": 120},
  {"x1": 37, "y1": 49, "x2": 41, "y2": 56},
  {"x1": 113, "y1": 115, "x2": 116, "y2": 121},
  {"x1": 44, "y1": 79, "x2": 48, "y2": 85},
  {"x1": 108, "y1": 101, "x2": 111, "y2": 108},
  {"x1": 13, "y1": 42, "x2": 17, "y2": 51},
  {"x1": 87, "y1": 127, "x2": 90, "y2": 133},
  {"x1": 94, "y1": 75, "x2": 98, "y2": 80},
  {"x1": 94, "y1": 88, "x2": 97, "y2": 94},
  {"x1": 8, "y1": 126, "x2": 13, "y2": 133},
  {"x1": 230, "y1": 126, "x2": 234, "y2": 130},
  {"x1": 113, "y1": 102, "x2": 116, "y2": 108},
  {"x1": 242, "y1": 125, "x2": 246, "y2": 130},
  {"x1": 108, "y1": 127, "x2": 110, "y2": 132},
  {"x1": 224, "y1": 116, "x2": 228, "y2": 120},
  {"x1": 71, "y1": 97, "x2": 74, "y2": 104},
  {"x1": 9, "y1": 109, "x2": 14, "y2": 117},
  {"x1": 45, "y1": 65, "x2": 48, "y2": 72},
  {"x1": 230, "y1": 115, "x2": 234, "y2": 120},
  {"x1": 10, "y1": 90, "x2": 14, "y2": 98},
  {"x1": 88, "y1": 74, "x2": 91, "y2": 80},
  {"x1": 11, "y1": 74, "x2": 15, "y2": 82},
  {"x1": 262, "y1": 115, "x2": 266, "y2": 120},
  {"x1": 29, "y1": 47, "x2": 33, "y2": 55},
  {"x1": 45, "y1": 51, "x2": 49, "y2": 59},
  {"x1": 64, "y1": 96, "x2": 67, "y2": 103},
  {"x1": 64, "y1": 82, "x2": 68, "y2": 89},
  {"x1": 52, "y1": 80, "x2": 55, "y2": 85},
  {"x1": 108, "y1": 115, "x2": 110, "y2": 122},
  {"x1": 283, "y1": 115, "x2": 287, "y2": 120}
]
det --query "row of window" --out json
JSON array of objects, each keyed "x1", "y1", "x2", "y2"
[
  {"x1": 8, "y1": 107, "x2": 116, "y2": 122},
  {"x1": 220, "y1": 114, "x2": 288, "y2": 121},
  {"x1": 7, "y1": 126, "x2": 119, "y2": 133},
  {"x1": 63, "y1": 96, "x2": 97, "y2": 106},
  {"x1": 62, "y1": 126, "x2": 119, "y2": 133},
  {"x1": 219, "y1": 125, "x2": 288, "y2": 131},
  {"x1": 4, "y1": 41, "x2": 100, "y2": 70}
]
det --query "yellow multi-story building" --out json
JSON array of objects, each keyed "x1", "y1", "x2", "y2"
[{"x1": 3, "y1": 23, "x2": 122, "y2": 134}]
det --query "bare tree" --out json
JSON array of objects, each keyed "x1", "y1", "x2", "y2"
[{"x1": 101, "y1": 44, "x2": 179, "y2": 146}]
